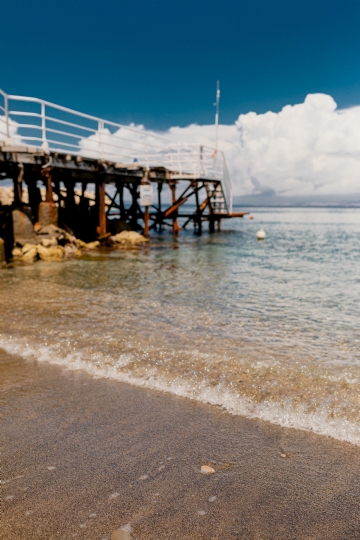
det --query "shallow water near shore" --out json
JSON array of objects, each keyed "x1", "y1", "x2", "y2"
[{"x1": 1, "y1": 207, "x2": 360, "y2": 445}]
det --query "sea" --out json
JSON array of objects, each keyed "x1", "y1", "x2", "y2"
[{"x1": 1, "y1": 207, "x2": 359, "y2": 445}]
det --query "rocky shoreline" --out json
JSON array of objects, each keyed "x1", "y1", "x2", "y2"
[
  {"x1": 0, "y1": 186, "x2": 149, "y2": 266},
  {"x1": 10, "y1": 224, "x2": 149, "y2": 264}
]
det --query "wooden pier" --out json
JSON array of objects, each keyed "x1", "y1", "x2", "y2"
[{"x1": 0, "y1": 89, "x2": 247, "y2": 248}]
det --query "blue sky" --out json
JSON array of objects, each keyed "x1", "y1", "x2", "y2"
[{"x1": 1, "y1": 0, "x2": 360, "y2": 129}]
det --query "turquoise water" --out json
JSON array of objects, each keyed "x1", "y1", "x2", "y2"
[{"x1": 1, "y1": 208, "x2": 359, "y2": 444}]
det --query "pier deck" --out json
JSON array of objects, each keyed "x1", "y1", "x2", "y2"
[{"x1": 0, "y1": 89, "x2": 246, "y2": 242}]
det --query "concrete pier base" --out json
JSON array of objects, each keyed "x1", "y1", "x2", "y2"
[{"x1": 38, "y1": 201, "x2": 58, "y2": 227}]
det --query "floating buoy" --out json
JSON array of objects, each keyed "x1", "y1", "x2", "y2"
[{"x1": 256, "y1": 229, "x2": 266, "y2": 240}]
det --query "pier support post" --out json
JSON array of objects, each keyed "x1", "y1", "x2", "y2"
[
  {"x1": 45, "y1": 171, "x2": 53, "y2": 202},
  {"x1": 96, "y1": 179, "x2": 106, "y2": 237},
  {"x1": 64, "y1": 180, "x2": 76, "y2": 211},
  {"x1": 39, "y1": 170, "x2": 58, "y2": 227},
  {"x1": 26, "y1": 176, "x2": 42, "y2": 223},
  {"x1": 127, "y1": 183, "x2": 142, "y2": 231},
  {"x1": 13, "y1": 165, "x2": 24, "y2": 207},
  {"x1": 118, "y1": 182, "x2": 125, "y2": 220},
  {"x1": 208, "y1": 196, "x2": 215, "y2": 232},
  {"x1": 143, "y1": 206, "x2": 149, "y2": 237},
  {"x1": 157, "y1": 182, "x2": 162, "y2": 232},
  {"x1": 12, "y1": 165, "x2": 34, "y2": 244},
  {"x1": 195, "y1": 185, "x2": 202, "y2": 235},
  {"x1": 170, "y1": 182, "x2": 180, "y2": 235}
]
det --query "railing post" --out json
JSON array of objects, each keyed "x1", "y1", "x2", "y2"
[
  {"x1": 4, "y1": 93, "x2": 10, "y2": 138},
  {"x1": 199, "y1": 145, "x2": 204, "y2": 176},
  {"x1": 168, "y1": 144, "x2": 172, "y2": 171},
  {"x1": 98, "y1": 121, "x2": 104, "y2": 160},
  {"x1": 41, "y1": 102, "x2": 46, "y2": 144},
  {"x1": 177, "y1": 146, "x2": 182, "y2": 176}
]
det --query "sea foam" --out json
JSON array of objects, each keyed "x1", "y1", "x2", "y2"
[{"x1": 1, "y1": 336, "x2": 359, "y2": 447}]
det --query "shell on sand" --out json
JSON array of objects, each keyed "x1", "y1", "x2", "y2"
[{"x1": 201, "y1": 465, "x2": 215, "y2": 474}]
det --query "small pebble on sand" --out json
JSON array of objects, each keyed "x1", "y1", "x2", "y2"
[
  {"x1": 2, "y1": 475, "x2": 24, "y2": 484},
  {"x1": 198, "y1": 510, "x2": 206, "y2": 516},
  {"x1": 201, "y1": 465, "x2": 215, "y2": 474},
  {"x1": 208, "y1": 496, "x2": 217, "y2": 502},
  {"x1": 111, "y1": 524, "x2": 131, "y2": 540}
]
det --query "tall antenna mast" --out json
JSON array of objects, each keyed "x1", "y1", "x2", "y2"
[{"x1": 214, "y1": 80, "x2": 220, "y2": 155}]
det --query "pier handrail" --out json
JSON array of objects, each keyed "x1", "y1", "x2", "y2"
[{"x1": 0, "y1": 89, "x2": 232, "y2": 212}]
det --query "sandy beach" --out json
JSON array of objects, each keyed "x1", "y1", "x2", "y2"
[{"x1": 2, "y1": 350, "x2": 360, "y2": 540}]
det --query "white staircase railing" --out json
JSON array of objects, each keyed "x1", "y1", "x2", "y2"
[{"x1": 0, "y1": 89, "x2": 232, "y2": 213}]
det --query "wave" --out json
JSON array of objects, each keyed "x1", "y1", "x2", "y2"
[{"x1": 1, "y1": 336, "x2": 359, "y2": 447}]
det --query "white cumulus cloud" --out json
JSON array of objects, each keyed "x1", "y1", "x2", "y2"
[
  {"x1": 164, "y1": 94, "x2": 360, "y2": 197},
  {"x1": 2, "y1": 93, "x2": 360, "y2": 198}
]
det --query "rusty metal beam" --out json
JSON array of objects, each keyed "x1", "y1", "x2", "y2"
[{"x1": 164, "y1": 197, "x2": 188, "y2": 218}]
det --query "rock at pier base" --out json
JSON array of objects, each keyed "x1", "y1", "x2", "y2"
[
  {"x1": 39, "y1": 237, "x2": 58, "y2": 248},
  {"x1": 37, "y1": 245, "x2": 65, "y2": 261},
  {"x1": 111, "y1": 231, "x2": 148, "y2": 246},
  {"x1": 64, "y1": 244, "x2": 82, "y2": 258},
  {"x1": 22, "y1": 243, "x2": 38, "y2": 263},
  {"x1": 12, "y1": 247, "x2": 23, "y2": 258},
  {"x1": 12, "y1": 207, "x2": 34, "y2": 245},
  {"x1": 85, "y1": 241, "x2": 100, "y2": 250},
  {"x1": 38, "y1": 202, "x2": 58, "y2": 227}
]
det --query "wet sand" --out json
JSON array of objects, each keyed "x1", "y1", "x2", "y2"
[{"x1": 2, "y1": 351, "x2": 360, "y2": 540}]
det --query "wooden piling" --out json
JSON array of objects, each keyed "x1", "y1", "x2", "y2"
[
  {"x1": 195, "y1": 185, "x2": 202, "y2": 234},
  {"x1": 170, "y1": 182, "x2": 180, "y2": 234},
  {"x1": 118, "y1": 182, "x2": 125, "y2": 220},
  {"x1": 143, "y1": 206, "x2": 149, "y2": 237},
  {"x1": 45, "y1": 171, "x2": 53, "y2": 202},
  {"x1": 26, "y1": 176, "x2": 42, "y2": 222},
  {"x1": 96, "y1": 179, "x2": 106, "y2": 237},
  {"x1": 157, "y1": 183, "x2": 162, "y2": 232},
  {"x1": 128, "y1": 184, "x2": 140, "y2": 231},
  {"x1": 13, "y1": 165, "x2": 23, "y2": 207}
]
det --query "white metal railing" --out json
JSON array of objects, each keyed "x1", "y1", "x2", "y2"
[{"x1": 0, "y1": 89, "x2": 232, "y2": 212}]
